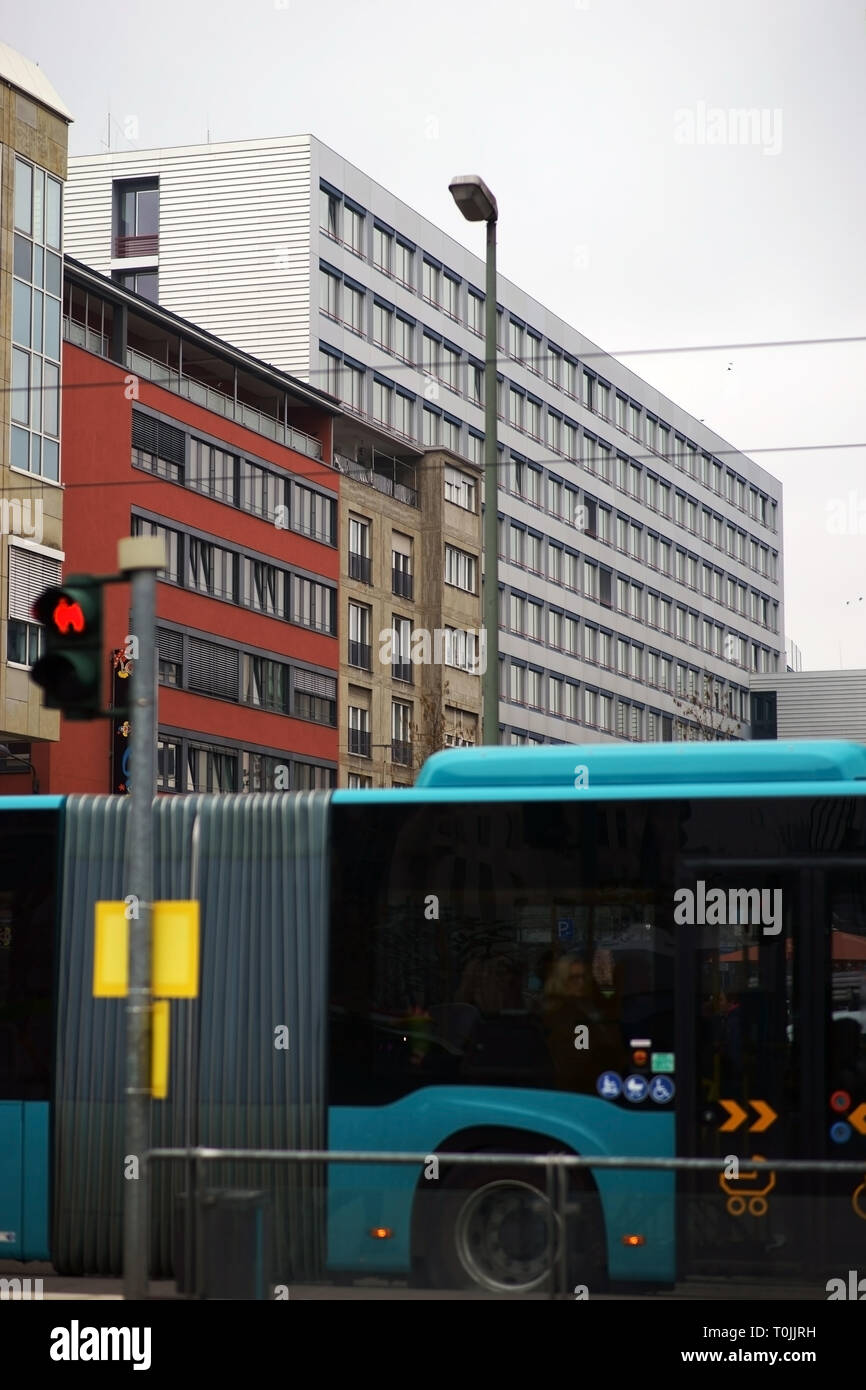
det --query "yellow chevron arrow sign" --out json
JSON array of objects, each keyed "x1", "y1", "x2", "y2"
[{"x1": 719, "y1": 1099, "x2": 778, "y2": 1133}]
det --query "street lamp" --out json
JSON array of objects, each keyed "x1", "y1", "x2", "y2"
[{"x1": 449, "y1": 175, "x2": 499, "y2": 746}]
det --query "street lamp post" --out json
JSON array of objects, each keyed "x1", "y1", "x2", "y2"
[{"x1": 449, "y1": 175, "x2": 499, "y2": 746}]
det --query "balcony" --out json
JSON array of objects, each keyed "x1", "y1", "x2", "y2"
[
  {"x1": 334, "y1": 451, "x2": 418, "y2": 508},
  {"x1": 391, "y1": 739, "x2": 413, "y2": 767},
  {"x1": 392, "y1": 567, "x2": 413, "y2": 600},
  {"x1": 113, "y1": 233, "x2": 159, "y2": 258},
  {"x1": 125, "y1": 347, "x2": 322, "y2": 461},
  {"x1": 348, "y1": 728, "x2": 371, "y2": 758},
  {"x1": 348, "y1": 640, "x2": 372, "y2": 671},
  {"x1": 349, "y1": 552, "x2": 372, "y2": 584}
]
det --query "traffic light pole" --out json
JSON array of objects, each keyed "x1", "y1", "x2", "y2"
[{"x1": 118, "y1": 536, "x2": 165, "y2": 1301}]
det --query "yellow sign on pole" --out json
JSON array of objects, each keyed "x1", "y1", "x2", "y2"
[
  {"x1": 151, "y1": 1000, "x2": 170, "y2": 1100},
  {"x1": 93, "y1": 901, "x2": 200, "y2": 997}
]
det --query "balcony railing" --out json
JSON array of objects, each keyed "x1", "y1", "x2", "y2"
[
  {"x1": 125, "y1": 347, "x2": 322, "y2": 461},
  {"x1": 63, "y1": 316, "x2": 109, "y2": 358},
  {"x1": 113, "y1": 233, "x2": 159, "y2": 258},
  {"x1": 334, "y1": 451, "x2": 418, "y2": 508},
  {"x1": 349, "y1": 552, "x2": 372, "y2": 584},
  {"x1": 392, "y1": 567, "x2": 413, "y2": 600},
  {"x1": 348, "y1": 640, "x2": 372, "y2": 671},
  {"x1": 348, "y1": 728, "x2": 371, "y2": 757},
  {"x1": 392, "y1": 660, "x2": 413, "y2": 685},
  {"x1": 391, "y1": 739, "x2": 413, "y2": 766}
]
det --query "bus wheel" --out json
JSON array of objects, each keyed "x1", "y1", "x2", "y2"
[{"x1": 423, "y1": 1163, "x2": 605, "y2": 1295}]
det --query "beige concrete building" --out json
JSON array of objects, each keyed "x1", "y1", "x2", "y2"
[
  {"x1": 0, "y1": 45, "x2": 71, "y2": 787},
  {"x1": 336, "y1": 431, "x2": 482, "y2": 787}
]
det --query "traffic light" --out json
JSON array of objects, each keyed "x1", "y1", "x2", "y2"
[{"x1": 30, "y1": 576, "x2": 105, "y2": 719}]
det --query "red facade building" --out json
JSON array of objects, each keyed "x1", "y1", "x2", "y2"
[{"x1": 33, "y1": 258, "x2": 340, "y2": 795}]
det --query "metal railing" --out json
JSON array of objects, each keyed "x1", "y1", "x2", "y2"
[
  {"x1": 125, "y1": 347, "x2": 323, "y2": 461},
  {"x1": 347, "y1": 639, "x2": 372, "y2": 671},
  {"x1": 63, "y1": 315, "x2": 109, "y2": 358},
  {"x1": 392, "y1": 566, "x2": 413, "y2": 600},
  {"x1": 113, "y1": 233, "x2": 159, "y2": 258},
  {"x1": 334, "y1": 451, "x2": 418, "y2": 508},
  {"x1": 348, "y1": 552, "x2": 372, "y2": 584},
  {"x1": 144, "y1": 1144, "x2": 866, "y2": 1301},
  {"x1": 348, "y1": 728, "x2": 371, "y2": 757}
]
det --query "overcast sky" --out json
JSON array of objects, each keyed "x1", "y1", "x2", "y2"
[{"x1": 8, "y1": 0, "x2": 866, "y2": 670}]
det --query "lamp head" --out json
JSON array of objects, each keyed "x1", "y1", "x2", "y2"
[{"x1": 449, "y1": 175, "x2": 497, "y2": 223}]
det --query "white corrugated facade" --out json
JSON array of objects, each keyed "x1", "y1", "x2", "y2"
[
  {"x1": 64, "y1": 136, "x2": 314, "y2": 377},
  {"x1": 751, "y1": 671, "x2": 866, "y2": 742}
]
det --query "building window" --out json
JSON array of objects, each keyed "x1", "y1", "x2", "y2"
[
  {"x1": 445, "y1": 545, "x2": 477, "y2": 593},
  {"x1": 341, "y1": 361, "x2": 365, "y2": 413},
  {"x1": 394, "y1": 239, "x2": 415, "y2": 287},
  {"x1": 291, "y1": 575, "x2": 336, "y2": 634},
  {"x1": 131, "y1": 411, "x2": 186, "y2": 484},
  {"x1": 443, "y1": 274, "x2": 460, "y2": 321},
  {"x1": 392, "y1": 533, "x2": 414, "y2": 599},
  {"x1": 444, "y1": 465, "x2": 476, "y2": 511},
  {"x1": 395, "y1": 390, "x2": 414, "y2": 438},
  {"x1": 320, "y1": 268, "x2": 339, "y2": 319},
  {"x1": 187, "y1": 635, "x2": 240, "y2": 701},
  {"x1": 113, "y1": 178, "x2": 158, "y2": 255},
  {"x1": 186, "y1": 743, "x2": 238, "y2": 793},
  {"x1": 243, "y1": 652, "x2": 289, "y2": 714},
  {"x1": 422, "y1": 406, "x2": 440, "y2": 447},
  {"x1": 293, "y1": 482, "x2": 337, "y2": 545},
  {"x1": 394, "y1": 315, "x2": 414, "y2": 363},
  {"x1": 293, "y1": 667, "x2": 337, "y2": 725},
  {"x1": 349, "y1": 515, "x2": 372, "y2": 583},
  {"x1": 130, "y1": 515, "x2": 181, "y2": 582},
  {"x1": 320, "y1": 187, "x2": 339, "y2": 238},
  {"x1": 187, "y1": 536, "x2": 236, "y2": 601},
  {"x1": 7, "y1": 545, "x2": 61, "y2": 666},
  {"x1": 391, "y1": 700, "x2": 413, "y2": 765},
  {"x1": 348, "y1": 705, "x2": 371, "y2": 758},
  {"x1": 422, "y1": 259, "x2": 441, "y2": 305},
  {"x1": 344, "y1": 204, "x2": 365, "y2": 256},
  {"x1": 373, "y1": 225, "x2": 392, "y2": 274},
  {"x1": 243, "y1": 558, "x2": 286, "y2": 617},
  {"x1": 372, "y1": 301, "x2": 392, "y2": 349},
  {"x1": 157, "y1": 739, "x2": 180, "y2": 791},
  {"x1": 372, "y1": 377, "x2": 393, "y2": 427},
  {"x1": 467, "y1": 291, "x2": 484, "y2": 335},
  {"x1": 11, "y1": 158, "x2": 62, "y2": 481},
  {"x1": 156, "y1": 626, "x2": 183, "y2": 686},
  {"x1": 344, "y1": 282, "x2": 365, "y2": 335},
  {"x1": 348, "y1": 602, "x2": 372, "y2": 669},
  {"x1": 392, "y1": 615, "x2": 413, "y2": 683},
  {"x1": 112, "y1": 269, "x2": 159, "y2": 303}
]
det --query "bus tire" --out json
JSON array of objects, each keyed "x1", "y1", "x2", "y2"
[{"x1": 420, "y1": 1159, "x2": 606, "y2": 1296}]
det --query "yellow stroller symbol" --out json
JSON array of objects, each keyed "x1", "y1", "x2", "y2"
[{"x1": 719, "y1": 1155, "x2": 776, "y2": 1216}]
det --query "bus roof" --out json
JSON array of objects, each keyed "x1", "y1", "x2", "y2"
[{"x1": 409, "y1": 740, "x2": 866, "y2": 793}]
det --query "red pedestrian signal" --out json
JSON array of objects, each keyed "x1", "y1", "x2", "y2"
[
  {"x1": 31, "y1": 577, "x2": 105, "y2": 719},
  {"x1": 52, "y1": 597, "x2": 86, "y2": 635}
]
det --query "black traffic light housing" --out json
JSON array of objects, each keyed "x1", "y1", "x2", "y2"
[{"x1": 31, "y1": 576, "x2": 105, "y2": 719}]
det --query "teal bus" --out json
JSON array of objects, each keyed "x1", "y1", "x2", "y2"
[{"x1": 1, "y1": 739, "x2": 865, "y2": 1293}]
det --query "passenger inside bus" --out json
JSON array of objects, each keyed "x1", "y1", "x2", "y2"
[{"x1": 541, "y1": 952, "x2": 629, "y2": 1092}]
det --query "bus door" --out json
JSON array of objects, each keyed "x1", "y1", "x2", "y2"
[
  {"x1": 812, "y1": 866, "x2": 866, "y2": 1273},
  {"x1": 675, "y1": 859, "x2": 808, "y2": 1280}
]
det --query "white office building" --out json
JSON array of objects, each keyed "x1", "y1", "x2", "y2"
[{"x1": 64, "y1": 135, "x2": 785, "y2": 744}]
